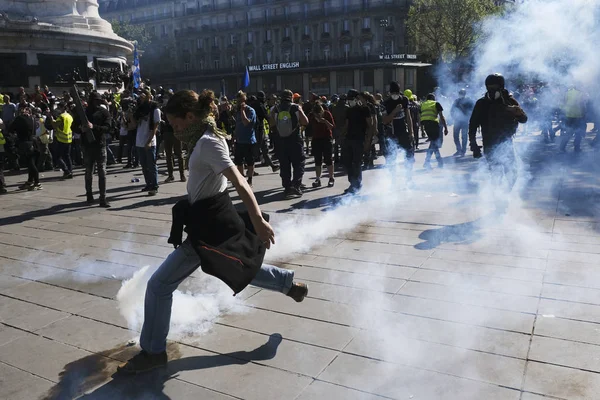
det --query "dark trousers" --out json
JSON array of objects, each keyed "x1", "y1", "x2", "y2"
[
  {"x1": 36, "y1": 142, "x2": 53, "y2": 171},
  {"x1": 71, "y1": 139, "x2": 83, "y2": 165},
  {"x1": 0, "y1": 153, "x2": 5, "y2": 188},
  {"x1": 485, "y1": 140, "x2": 518, "y2": 191},
  {"x1": 453, "y1": 121, "x2": 468, "y2": 154},
  {"x1": 343, "y1": 139, "x2": 364, "y2": 190},
  {"x1": 137, "y1": 146, "x2": 158, "y2": 190},
  {"x1": 560, "y1": 118, "x2": 586, "y2": 151},
  {"x1": 127, "y1": 130, "x2": 138, "y2": 166},
  {"x1": 117, "y1": 135, "x2": 129, "y2": 163},
  {"x1": 84, "y1": 145, "x2": 107, "y2": 198},
  {"x1": 276, "y1": 136, "x2": 305, "y2": 189},
  {"x1": 56, "y1": 141, "x2": 72, "y2": 173},
  {"x1": 106, "y1": 137, "x2": 116, "y2": 165},
  {"x1": 164, "y1": 133, "x2": 184, "y2": 178},
  {"x1": 26, "y1": 152, "x2": 39, "y2": 184}
]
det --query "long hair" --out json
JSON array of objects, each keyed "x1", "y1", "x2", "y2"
[{"x1": 164, "y1": 89, "x2": 228, "y2": 138}]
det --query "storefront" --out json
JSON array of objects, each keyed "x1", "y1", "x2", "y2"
[{"x1": 160, "y1": 54, "x2": 431, "y2": 99}]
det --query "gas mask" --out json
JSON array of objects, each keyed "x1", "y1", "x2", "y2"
[
  {"x1": 391, "y1": 94, "x2": 400, "y2": 101},
  {"x1": 486, "y1": 87, "x2": 502, "y2": 101},
  {"x1": 349, "y1": 100, "x2": 357, "y2": 107}
]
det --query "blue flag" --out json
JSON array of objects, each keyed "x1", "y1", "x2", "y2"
[
  {"x1": 242, "y1": 66, "x2": 250, "y2": 89},
  {"x1": 132, "y1": 43, "x2": 141, "y2": 89}
]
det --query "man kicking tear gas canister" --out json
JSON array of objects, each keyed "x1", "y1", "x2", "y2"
[{"x1": 468, "y1": 73, "x2": 528, "y2": 208}]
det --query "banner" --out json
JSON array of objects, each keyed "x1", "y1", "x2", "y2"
[{"x1": 132, "y1": 43, "x2": 141, "y2": 89}]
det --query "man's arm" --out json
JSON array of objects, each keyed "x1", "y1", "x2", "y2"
[
  {"x1": 439, "y1": 111, "x2": 449, "y2": 135},
  {"x1": 298, "y1": 106, "x2": 309, "y2": 126},
  {"x1": 240, "y1": 106, "x2": 251, "y2": 126},
  {"x1": 382, "y1": 105, "x2": 400, "y2": 125},
  {"x1": 405, "y1": 105, "x2": 414, "y2": 137},
  {"x1": 364, "y1": 113, "x2": 375, "y2": 151},
  {"x1": 222, "y1": 166, "x2": 275, "y2": 248}
]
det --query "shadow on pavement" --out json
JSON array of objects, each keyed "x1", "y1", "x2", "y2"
[{"x1": 43, "y1": 333, "x2": 283, "y2": 400}]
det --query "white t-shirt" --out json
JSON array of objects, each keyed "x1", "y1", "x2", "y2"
[
  {"x1": 136, "y1": 107, "x2": 161, "y2": 147},
  {"x1": 187, "y1": 131, "x2": 235, "y2": 203}
]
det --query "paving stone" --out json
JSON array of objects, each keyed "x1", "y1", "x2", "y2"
[
  {"x1": 538, "y1": 298, "x2": 600, "y2": 324},
  {"x1": 409, "y1": 268, "x2": 542, "y2": 297},
  {"x1": 0, "y1": 274, "x2": 30, "y2": 290},
  {"x1": 0, "y1": 362, "x2": 54, "y2": 400},
  {"x1": 430, "y1": 249, "x2": 547, "y2": 270},
  {"x1": 544, "y1": 269, "x2": 600, "y2": 290},
  {"x1": 524, "y1": 361, "x2": 600, "y2": 400},
  {"x1": 290, "y1": 264, "x2": 406, "y2": 293},
  {"x1": 36, "y1": 316, "x2": 133, "y2": 353},
  {"x1": 420, "y1": 257, "x2": 545, "y2": 282},
  {"x1": 398, "y1": 281, "x2": 539, "y2": 313},
  {"x1": 169, "y1": 344, "x2": 312, "y2": 400},
  {"x1": 318, "y1": 353, "x2": 520, "y2": 400},
  {"x1": 0, "y1": 333, "x2": 92, "y2": 382},
  {"x1": 535, "y1": 317, "x2": 600, "y2": 346},
  {"x1": 541, "y1": 283, "x2": 600, "y2": 305},
  {"x1": 0, "y1": 324, "x2": 27, "y2": 347},
  {"x1": 218, "y1": 308, "x2": 358, "y2": 351},
  {"x1": 529, "y1": 335, "x2": 600, "y2": 373},
  {"x1": 0, "y1": 281, "x2": 107, "y2": 314},
  {"x1": 296, "y1": 380, "x2": 386, "y2": 400},
  {"x1": 302, "y1": 281, "x2": 396, "y2": 306},
  {"x1": 76, "y1": 299, "x2": 129, "y2": 328},
  {"x1": 181, "y1": 324, "x2": 338, "y2": 377},
  {"x1": 345, "y1": 330, "x2": 525, "y2": 388},
  {"x1": 0, "y1": 296, "x2": 69, "y2": 331}
]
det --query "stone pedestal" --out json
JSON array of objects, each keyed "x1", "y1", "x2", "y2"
[{"x1": 0, "y1": 0, "x2": 133, "y2": 91}]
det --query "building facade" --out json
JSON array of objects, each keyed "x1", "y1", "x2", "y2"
[{"x1": 99, "y1": 0, "x2": 430, "y2": 97}]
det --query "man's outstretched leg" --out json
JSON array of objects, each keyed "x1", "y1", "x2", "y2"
[{"x1": 118, "y1": 240, "x2": 307, "y2": 375}]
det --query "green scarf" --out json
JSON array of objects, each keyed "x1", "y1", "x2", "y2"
[{"x1": 175, "y1": 114, "x2": 228, "y2": 159}]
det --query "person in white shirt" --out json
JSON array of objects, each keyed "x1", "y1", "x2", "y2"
[
  {"x1": 134, "y1": 90, "x2": 161, "y2": 196},
  {"x1": 118, "y1": 89, "x2": 308, "y2": 375}
]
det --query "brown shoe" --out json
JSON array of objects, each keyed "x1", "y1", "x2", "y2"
[
  {"x1": 117, "y1": 350, "x2": 167, "y2": 375},
  {"x1": 287, "y1": 282, "x2": 308, "y2": 303}
]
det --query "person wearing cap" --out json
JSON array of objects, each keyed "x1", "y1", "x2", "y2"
[
  {"x1": 74, "y1": 92, "x2": 113, "y2": 207},
  {"x1": 404, "y1": 90, "x2": 421, "y2": 150},
  {"x1": 49, "y1": 102, "x2": 74, "y2": 178},
  {"x1": 343, "y1": 89, "x2": 373, "y2": 194},
  {"x1": 451, "y1": 88, "x2": 475, "y2": 156},
  {"x1": 292, "y1": 93, "x2": 302, "y2": 104},
  {"x1": 234, "y1": 91, "x2": 258, "y2": 187},
  {"x1": 421, "y1": 93, "x2": 449, "y2": 169},
  {"x1": 382, "y1": 81, "x2": 415, "y2": 183}
]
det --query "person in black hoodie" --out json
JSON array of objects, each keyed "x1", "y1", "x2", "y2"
[
  {"x1": 118, "y1": 89, "x2": 308, "y2": 375},
  {"x1": 74, "y1": 92, "x2": 113, "y2": 207},
  {"x1": 469, "y1": 73, "x2": 528, "y2": 194}
]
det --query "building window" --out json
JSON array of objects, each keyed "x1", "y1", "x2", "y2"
[
  {"x1": 304, "y1": 25, "x2": 310, "y2": 35},
  {"x1": 247, "y1": 32, "x2": 253, "y2": 43},
  {"x1": 310, "y1": 73, "x2": 329, "y2": 93},
  {"x1": 230, "y1": 33, "x2": 235, "y2": 45},
  {"x1": 265, "y1": 8, "x2": 270, "y2": 20},
  {"x1": 363, "y1": 17, "x2": 370, "y2": 29},
  {"x1": 363, "y1": 0, "x2": 369, "y2": 9},
  {"x1": 324, "y1": 46, "x2": 330, "y2": 60},
  {"x1": 119, "y1": 15, "x2": 123, "y2": 22},
  {"x1": 362, "y1": 70, "x2": 374, "y2": 92},
  {"x1": 199, "y1": 59, "x2": 204, "y2": 70},
  {"x1": 266, "y1": 51, "x2": 272, "y2": 63},
  {"x1": 304, "y1": 48, "x2": 310, "y2": 61},
  {"x1": 247, "y1": 53, "x2": 253, "y2": 63},
  {"x1": 184, "y1": 62, "x2": 191, "y2": 71},
  {"x1": 363, "y1": 41, "x2": 371, "y2": 58},
  {"x1": 285, "y1": 6, "x2": 290, "y2": 17},
  {"x1": 265, "y1": 29, "x2": 272, "y2": 41},
  {"x1": 405, "y1": 68, "x2": 415, "y2": 87},
  {"x1": 231, "y1": 56, "x2": 236, "y2": 68},
  {"x1": 343, "y1": 43, "x2": 350, "y2": 59},
  {"x1": 214, "y1": 59, "x2": 220, "y2": 69},
  {"x1": 214, "y1": 37, "x2": 219, "y2": 46},
  {"x1": 323, "y1": 22, "x2": 330, "y2": 33},
  {"x1": 284, "y1": 51, "x2": 290, "y2": 62},
  {"x1": 284, "y1": 27, "x2": 290, "y2": 38},
  {"x1": 304, "y1": 4, "x2": 308, "y2": 17},
  {"x1": 343, "y1": 0, "x2": 348, "y2": 11},
  {"x1": 343, "y1": 20, "x2": 349, "y2": 31}
]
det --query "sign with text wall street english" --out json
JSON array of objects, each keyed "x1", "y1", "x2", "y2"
[
  {"x1": 248, "y1": 62, "x2": 301, "y2": 72},
  {"x1": 379, "y1": 54, "x2": 418, "y2": 61}
]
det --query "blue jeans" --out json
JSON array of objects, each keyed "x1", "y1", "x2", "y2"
[
  {"x1": 140, "y1": 240, "x2": 294, "y2": 353},
  {"x1": 137, "y1": 146, "x2": 158, "y2": 190}
]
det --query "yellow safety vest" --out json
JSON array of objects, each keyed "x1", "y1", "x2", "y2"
[
  {"x1": 0, "y1": 131, "x2": 5, "y2": 145},
  {"x1": 564, "y1": 89, "x2": 585, "y2": 119},
  {"x1": 420, "y1": 100, "x2": 439, "y2": 122},
  {"x1": 55, "y1": 112, "x2": 74, "y2": 144},
  {"x1": 263, "y1": 118, "x2": 270, "y2": 136}
]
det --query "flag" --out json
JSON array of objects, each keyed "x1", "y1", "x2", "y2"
[
  {"x1": 242, "y1": 66, "x2": 250, "y2": 89},
  {"x1": 132, "y1": 43, "x2": 141, "y2": 89}
]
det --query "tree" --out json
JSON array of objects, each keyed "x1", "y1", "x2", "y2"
[
  {"x1": 111, "y1": 20, "x2": 153, "y2": 50},
  {"x1": 407, "y1": 0, "x2": 500, "y2": 63}
]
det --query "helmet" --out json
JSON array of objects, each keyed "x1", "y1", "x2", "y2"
[
  {"x1": 404, "y1": 89, "x2": 413, "y2": 98},
  {"x1": 459, "y1": 88, "x2": 467, "y2": 96},
  {"x1": 485, "y1": 73, "x2": 505, "y2": 88}
]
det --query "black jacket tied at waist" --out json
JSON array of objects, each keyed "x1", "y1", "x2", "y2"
[{"x1": 168, "y1": 191, "x2": 268, "y2": 295}]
